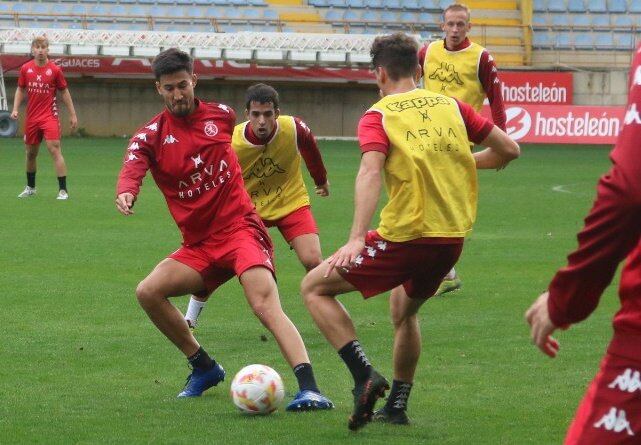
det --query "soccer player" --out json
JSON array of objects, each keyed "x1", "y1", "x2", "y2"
[
  {"x1": 526, "y1": 44, "x2": 641, "y2": 444},
  {"x1": 11, "y1": 36, "x2": 78, "y2": 200},
  {"x1": 420, "y1": 2, "x2": 507, "y2": 295},
  {"x1": 301, "y1": 32, "x2": 519, "y2": 431},
  {"x1": 115, "y1": 48, "x2": 333, "y2": 411},
  {"x1": 183, "y1": 83, "x2": 329, "y2": 329}
]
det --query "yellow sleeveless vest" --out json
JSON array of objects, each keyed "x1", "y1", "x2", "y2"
[
  {"x1": 232, "y1": 116, "x2": 310, "y2": 221},
  {"x1": 424, "y1": 40, "x2": 486, "y2": 112},
  {"x1": 370, "y1": 89, "x2": 478, "y2": 241}
]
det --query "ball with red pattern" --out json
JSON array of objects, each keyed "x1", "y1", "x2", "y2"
[{"x1": 230, "y1": 364, "x2": 285, "y2": 414}]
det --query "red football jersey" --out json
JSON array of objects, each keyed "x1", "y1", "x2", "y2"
[
  {"x1": 117, "y1": 99, "x2": 256, "y2": 246},
  {"x1": 17, "y1": 60, "x2": 68, "y2": 123}
]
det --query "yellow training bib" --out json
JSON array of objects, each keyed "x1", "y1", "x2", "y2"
[
  {"x1": 369, "y1": 89, "x2": 478, "y2": 241},
  {"x1": 232, "y1": 116, "x2": 309, "y2": 221},
  {"x1": 424, "y1": 40, "x2": 486, "y2": 112}
]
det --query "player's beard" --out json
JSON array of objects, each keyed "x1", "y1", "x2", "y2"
[{"x1": 168, "y1": 100, "x2": 192, "y2": 117}]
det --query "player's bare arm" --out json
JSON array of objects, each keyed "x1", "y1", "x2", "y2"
[
  {"x1": 60, "y1": 89, "x2": 78, "y2": 130},
  {"x1": 325, "y1": 151, "x2": 384, "y2": 277},
  {"x1": 10, "y1": 87, "x2": 25, "y2": 120},
  {"x1": 474, "y1": 126, "x2": 520, "y2": 170},
  {"x1": 115, "y1": 192, "x2": 135, "y2": 216}
]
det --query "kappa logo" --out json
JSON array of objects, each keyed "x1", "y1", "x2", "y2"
[
  {"x1": 128, "y1": 142, "x2": 140, "y2": 151},
  {"x1": 163, "y1": 134, "x2": 178, "y2": 145},
  {"x1": 27, "y1": 68, "x2": 33, "y2": 74},
  {"x1": 218, "y1": 104, "x2": 230, "y2": 113},
  {"x1": 353, "y1": 255, "x2": 364, "y2": 266},
  {"x1": 366, "y1": 246, "x2": 377, "y2": 258},
  {"x1": 428, "y1": 62, "x2": 463, "y2": 86},
  {"x1": 191, "y1": 154, "x2": 204, "y2": 168},
  {"x1": 145, "y1": 122, "x2": 158, "y2": 132},
  {"x1": 633, "y1": 66, "x2": 641, "y2": 87},
  {"x1": 505, "y1": 106, "x2": 532, "y2": 141},
  {"x1": 608, "y1": 368, "x2": 641, "y2": 393},
  {"x1": 245, "y1": 158, "x2": 285, "y2": 180},
  {"x1": 135, "y1": 132, "x2": 147, "y2": 141},
  {"x1": 126, "y1": 153, "x2": 138, "y2": 162},
  {"x1": 204, "y1": 121, "x2": 218, "y2": 137},
  {"x1": 624, "y1": 103, "x2": 641, "y2": 125},
  {"x1": 375, "y1": 241, "x2": 387, "y2": 251},
  {"x1": 593, "y1": 407, "x2": 635, "y2": 436}
]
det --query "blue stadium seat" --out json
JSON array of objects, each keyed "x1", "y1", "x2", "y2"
[
  {"x1": 380, "y1": 10, "x2": 398, "y2": 22},
  {"x1": 547, "y1": 0, "x2": 567, "y2": 13},
  {"x1": 138, "y1": 0, "x2": 156, "y2": 4},
  {"x1": 532, "y1": 14, "x2": 548, "y2": 26},
  {"x1": 325, "y1": 9, "x2": 342, "y2": 21},
  {"x1": 418, "y1": 11, "x2": 437, "y2": 23},
  {"x1": 533, "y1": 31, "x2": 554, "y2": 47},
  {"x1": 588, "y1": 0, "x2": 607, "y2": 12},
  {"x1": 556, "y1": 32, "x2": 572, "y2": 47},
  {"x1": 594, "y1": 32, "x2": 614, "y2": 49},
  {"x1": 567, "y1": 0, "x2": 586, "y2": 12},
  {"x1": 129, "y1": 5, "x2": 149, "y2": 17},
  {"x1": 591, "y1": 14, "x2": 610, "y2": 27},
  {"x1": 367, "y1": 0, "x2": 384, "y2": 9},
  {"x1": 574, "y1": 32, "x2": 594, "y2": 49},
  {"x1": 30, "y1": 3, "x2": 51, "y2": 15},
  {"x1": 263, "y1": 8, "x2": 279, "y2": 20},
  {"x1": 185, "y1": 6, "x2": 207, "y2": 18},
  {"x1": 571, "y1": 13, "x2": 590, "y2": 26},
  {"x1": 243, "y1": 8, "x2": 261, "y2": 20},
  {"x1": 343, "y1": 9, "x2": 361, "y2": 21},
  {"x1": 551, "y1": 13, "x2": 568, "y2": 26},
  {"x1": 615, "y1": 32, "x2": 635, "y2": 49},
  {"x1": 362, "y1": 9, "x2": 379, "y2": 21},
  {"x1": 347, "y1": 0, "x2": 366, "y2": 7},
  {"x1": 11, "y1": 3, "x2": 29, "y2": 14},
  {"x1": 248, "y1": 0, "x2": 267, "y2": 5},
  {"x1": 110, "y1": 5, "x2": 127, "y2": 16},
  {"x1": 607, "y1": 0, "x2": 627, "y2": 13},
  {"x1": 329, "y1": 0, "x2": 344, "y2": 7},
  {"x1": 400, "y1": 11, "x2": 417, "y2": 22},
  {"x1": 400, "y1": 0, "x2": 420, "y2": 10},
  {"x1": 612, "y1": 15, "x2": 633, "y2": 26},
  {"x1": 631, "y1": 2, "x2": 641, "y2": 13},
  {"x1": 533, "y1": 0, "x2": 546, "y2": 12},
  {"x1": 382, "y1": 0, "x2": 399, "y2": 9},
  {"x1": 88, "y1": 4, "x2": 109, "y2": 16}
]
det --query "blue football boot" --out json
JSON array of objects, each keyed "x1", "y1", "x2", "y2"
[
  {"x1": 286, "y1": 390, "x2": 334, "y2": 411},
  {"x1": 177, "y1": 363, "x2": 225, "y2": 398}
]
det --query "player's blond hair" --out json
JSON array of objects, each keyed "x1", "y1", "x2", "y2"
[
  {"x1": 31, "y1": 36, "x2": 49, "y2": 48},
  {"x1": 443, "y1": 3, "x2": 471, "y2": 22}
]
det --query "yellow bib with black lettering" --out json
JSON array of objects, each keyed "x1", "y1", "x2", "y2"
[
  {"x1": 370, "y1": 89, "x2": 477, "y2": 241},
  {"x1": 424, "y1": 40, "x2": 486, "y2": 112},
  {"x1": 232, "y1": 115, "x2": 309, "y2": 221}
]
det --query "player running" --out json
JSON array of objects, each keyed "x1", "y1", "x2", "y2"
[
  {"x1": 11, "y1": 36, "x2": 78, "y2": 200},
  {"x1": 183, "y1": 83, "x2": 329, "y2": 330},
  {"x1": 115, "y1": 48, "x2": 333, "y2": 411},
  {"x1": 301, "y1": 33, "x2": 519, "y2": 431}
]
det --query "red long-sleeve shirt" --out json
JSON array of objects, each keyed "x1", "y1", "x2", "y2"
[
  {"x1": 116, "y1": 99, "x2": 255, "y2": 246},
  {"x1": 418, "y1": 38, "x2": 507, "y2": 132},
  {"x1": 243, "y1": 116, "x2": 328, "y2": 186},
  {"x1": 547, "y1": 45, "x2": 641, "y2": 361}
]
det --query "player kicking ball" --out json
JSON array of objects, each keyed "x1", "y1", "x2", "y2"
[
  {"x1": 301, "y1": 33, "x2": 519, "y2": 430},
  {"x1": 115, "y1": 48, "x2": 332, "y2": 411}
]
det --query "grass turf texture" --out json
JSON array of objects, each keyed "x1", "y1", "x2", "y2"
[{"x1": 0, "y1": 137, "x2": 618, "y2": 444}]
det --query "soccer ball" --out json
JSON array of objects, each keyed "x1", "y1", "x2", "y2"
[{"x1": 230, "y1": 364, "x2": 285, "y2": 414}]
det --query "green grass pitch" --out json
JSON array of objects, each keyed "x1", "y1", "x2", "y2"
[{"x1": 0, "y1": 137, "x2": 619, "y2": 444}]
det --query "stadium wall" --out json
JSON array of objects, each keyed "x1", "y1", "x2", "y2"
[
  {"x1": 4, "y1": 69, "x2": 630, "y2": 138},
  {"x1": 5, "y1": 78, "x2": 378, "y2": 138}
]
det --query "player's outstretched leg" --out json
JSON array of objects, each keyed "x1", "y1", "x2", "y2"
[
  {"x1": 135, "y1": 258, "x2": 225, "y2": 397},
  {"x1": 434, "y1": 267, "x2": 461, "y2": 296},
  {"x1": 240, "y1": 266, "x2": 333, "y2": 411}
]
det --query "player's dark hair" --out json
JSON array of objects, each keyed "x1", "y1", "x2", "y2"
[
  {"x1": 152, "y1": 48, "x2": 193, "y2": 80},
  {"x1": 370, "y1": 33, "x2": 419, "y2": 81},
  {"x1": 245, "y1": 83, "x2": 280, "y2": 111}
]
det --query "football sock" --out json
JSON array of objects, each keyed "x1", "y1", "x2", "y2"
[
  {"x1": 338, "y1": 340, "x2": 372, "y2": 385},
  {"x1": 384, "y1": 380, "x2": 413, "y2": 412},
  {"x1": 27, "y1": 172, "x2": 36, "y2": 188},
  {"x1": 185, "y1": 296, "x2": 206, "y2": 326},
  {"x1": 293, "y1": 362, "x2": 320, "y2": 393},
  {"x1": 187, "y1": 346, "x2": 215, "y2": 371},
  {"x1": 444, "y1": 267, "x2": 456, "y2": 280},
  {"x1": 58, "y1": 176, "x2": 67, "y2": 191}
]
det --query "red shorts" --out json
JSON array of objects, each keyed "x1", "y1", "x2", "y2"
[
  {"x1": 168, "y1": 216, "x2": 275, "y2": 297},
  {"x1": 564, "y1": 352, "x2": 641, "y2": 444},
  {"x1": 263, "y1": 205, "x2": 318, "y2": 244},
  {"x1": 338, "y1": 231, "x2": 463, "y2": 299},
  {"x1": 24, "y1": 118, "x2": 61, "y2": 145}
]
